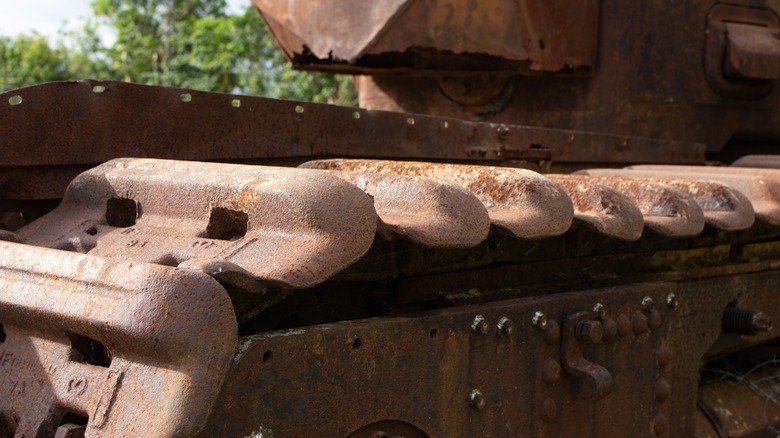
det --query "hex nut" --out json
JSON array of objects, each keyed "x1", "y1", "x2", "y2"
[
  {"x1": 532, "y1": 311, "x2": 548, "y2": 330},
  {"x1": 665, "y1": 293, "x2": 678, "y2": 309},
  {"x1": 467, "y1": 389, "x2": 486, "y2": 410},
  {"x1": 496, "y1": 316, "x2": 514, "y2": 335},
  {"x1": 593, "y1": 303, "x2": 606, "y2": 320},
  {"x1": 471, "y1": 315, "x2": 490, "y2": 334}
]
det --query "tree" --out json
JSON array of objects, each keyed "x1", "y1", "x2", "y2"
[
  {"x1": 0, "y1": 34, "x2": 70, "y2": 88},
  {"x1": 1, "y1": 0, "x2": 357, "y2": 105}
]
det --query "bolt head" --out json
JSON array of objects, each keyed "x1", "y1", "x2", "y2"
[
  {"x1": 593, "y1": 303, "x2": 606, "y2": 320},
  {"x1": 532, "y1": 311, "x2": 548, "y2": 329},
  {"x1": 471, "y1": 315, "x2": 489, "y2": 334},
  {"x1": 665, "y1": 293, "x2": 678, "y2": 309},
  {"x1": 752, "y1": 312, "x2": 773, "y2": 333},
  {"x1": 467, "y1": 389, "x2": 486, "y2": 410},
  {"x1": 496, "y1": 316, "x2": 514, "y2": 335},
  {"x1": 576, "y1": 320, "x2": 603, "y2": 344}
]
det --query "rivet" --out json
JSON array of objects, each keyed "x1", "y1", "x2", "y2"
[
  {"x1": 602, "y1": 317, "x2": 618, "y2": 341},
  {"x1": 532, "y1": 311, "x2": 548, "y2": 330},
  {"x1": 542, "y1": 359, "x2": 561, "y2": 384},
  {"x1": 545, "y1": 320, "x2": 561, "y2": 345},
  {"x1": 467, "y1": 389, "x2": 486, "y2": 410},
  {"x1": 496, "y1": 317, "x2": 514, "y2": 336},
  {"x1": 593, "y1": 303, "x2": 606, "y2": 320},
  {"x1": 540, "y1": 397, "x2": 557, "y2": 422},
  {"x1": 655, "y1": 378, "x2": 671, "y2": 402},
  {"x1": 617, "y1": 314, "x2": 631, "y2": 337},
  {"x1": 649, "y1": 310, "x2": 662, "y2": 331},
  {"x1": 665, "y1": 293, "x2": 678, "y2": 309},
  {"x1": 632, "y1": 311, "x2": 649, "y2": 335},
  {"x1": 642, "y1": 296, "x2": 655, "y2": 311},
  {"x1": 471, "y1": 315, "x2": 489, "y2": 335},
  {"x1": 654, "y1": 412, "x2": 669, "y2": 435},
  {"x1": 657, "y1": 346, "x2": 672, "y2": 368}
]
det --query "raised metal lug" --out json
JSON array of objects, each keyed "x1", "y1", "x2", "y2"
[
  {"x1": 0, "y1": 240, "x2": 237, "y2": 437},
  {"x1": 302, "y1": 159, "x2": 574, "y2": 240},
  {"x1": 560, "y1": 311, "x2": 614, "y2": 402}
]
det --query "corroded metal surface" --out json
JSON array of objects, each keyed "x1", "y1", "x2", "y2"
[
  {"x1": 577, "y1": 170, "x2": 756, "y2": 231},
  {"x1": 326, "y1": 170, "x2": 490, "y2": 248},
  {"x1": 201, "y1": 272, "x2": 780, "y2": 437},
  {"x1": 561, "y1": 175, "x2": 703, "y2": 239},
  {"x1": 0, "y1": 240, "x2": 237, "y2": 437},
  {"x1": 0, "y1": 81, "x2": 704, "y2": 200},
  {"x1": 343, "y1": 3, "x2": 780, "y2": 153},
  {"x1": 254, "y1": 0, "x2": 599, "y2": 74},
  {"x1": 547, "y1": 175, "x2": 644, "y2": 241},
  {"x1": 17, "y1": 158, "x2": 378, "y2": 289},
  {"x1": 302, "y1": 159, "x2": 574, "y2": 240},
  {"x1": 615, "y1": 166, "x2": 780, "y2": 227}
]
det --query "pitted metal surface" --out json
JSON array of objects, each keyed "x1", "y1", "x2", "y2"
[
  {"x1": 577, "y1": 169, "x2": 756, "y2": 231},
  {"x1": 613, "y1": 166, "x2": 780, "y2": 227},
  {"x1": 325, "y1": 170, "x2": 490, "y2": 248},
  {"x1": 253, "y1": 0, "x2": 599, "y2": 74},
  {"x1": 572, "y1": 177, "x2": 705, "y2": 238},
  {"x1": 0, "y1": 240, "x2": 237, "y2": 437},
  {"x1": 547, "y1": 175, "x2": 644, "y2": 241},
  {"x1": 17, "y1": 158, "x2": 378, "y2": 289},
  {"x1": 302, "y1": 159, "x2": 575, "y2": 240}
]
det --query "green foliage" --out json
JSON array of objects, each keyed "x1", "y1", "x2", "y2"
[
  {"x1": 0, "y1": 34, "x2": 70, "y2": 88},
  {"x1": 0, "y1": 0, "x2": 357, "y2": 105}
]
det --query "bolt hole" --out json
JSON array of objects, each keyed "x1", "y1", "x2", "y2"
[
  {"x1": 203, "y1": 207, "x2": 248, "y2": 241},
  {"x1": 231, "y1": 98, "x2": 241, "y2": 108},
  {"x1": 295, "y1": 105, "x2": 305, "y2": 114},
  {"x1": 59, "y1": 412, "x2": 88, "y2": 427},
  {"x1": 0, "y1": 411, "x2": 16, "y2": 437},
  {"x1": 262, "y1": 350, "x2": 273, "y2": 363},
  {"x1": 57, "y1": 412, "x2": 89, "y2": 436},
  {"x1": 429, "y1": 328, "x2": 438, "y2": 339},
  {"x1": 68, "y1": 332, "x2": 111, "y2": 368},
  {"x1": 352, "y1": 338, "x2": 362, "y2": 349},
  {"x1": 8, "y1": 95, "x2": 22, "y2": 106},
  {"x1": 84, "y1": 227, "x2": 98, "y2": 236},
  {"x1": 92, "y1": 85, "x2": 106, "y2": 93},
  {"x1": 105, "y1": 198, "x2": 137, "y2": 228},
  {"x1": 153, "y1": 255, "x2": 180, "y2": 267},
  {"x1": 180, "y1": 93, "x2": 192, "y2": 102},
  {"x1": 0, "y1": 323, "x2": 6, "y2": 342},
  {"x1": 352, "y1": 111, "x2": 361, "y2": 120}
]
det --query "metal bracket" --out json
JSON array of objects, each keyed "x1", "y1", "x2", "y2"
[
  {"x1": 560, "y1": 311, "x2": 614, "y2": 402},
  {"x1": 705, "y1": 5, "x2": 780, "y2": 99}
]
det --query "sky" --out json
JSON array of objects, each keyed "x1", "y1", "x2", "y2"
[{"x1": 0, "y1": 0, "x2": 249, "y2": 40}]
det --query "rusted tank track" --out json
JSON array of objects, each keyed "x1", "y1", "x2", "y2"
[
  {"x1": 1, "y1": 82, "x2": 779, "y2": 437},
  {"x1": 1, "y1": 153, "x2": 779, "y2": 436}
]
